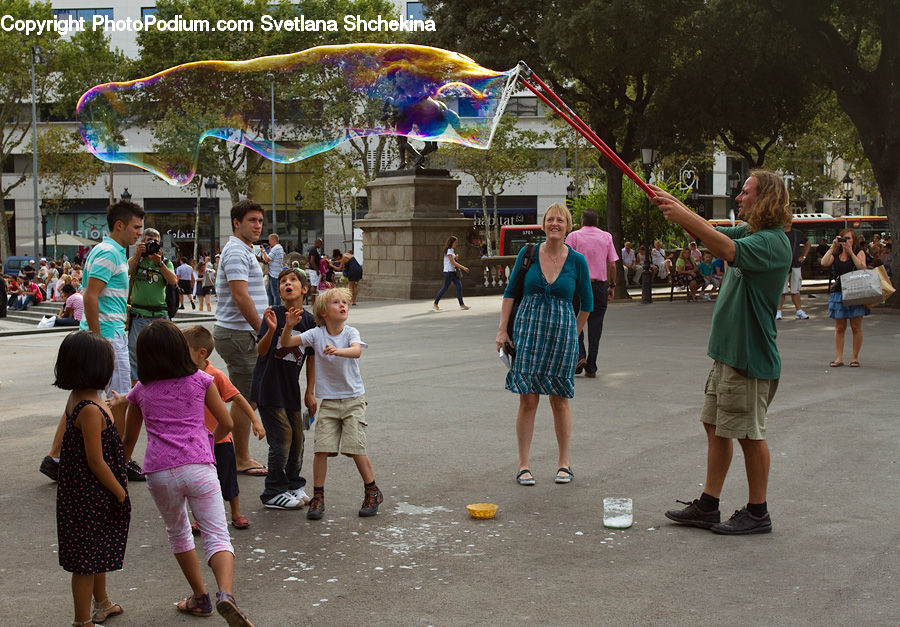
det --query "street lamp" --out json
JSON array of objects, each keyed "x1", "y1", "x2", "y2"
[
  {"x1": 204, "y1": 177, "x2": 219, "y2": 253},
  {"x1": 640, "y1": 136, "x2": 658, "y2": 304},
  {"x1": 294, "y1": 190, "x2": 304, "y2": 251},
  {"x1": 566, "y1": 181, "x2": 576, "y2": 207},
  {"x1": 40, "y1": 199, "x2": 49, "y2": 258},
  {"x1": 30, "y1": 45, "x2": 43, "y2": 258},
  {"x1": 841, "y1": 173, "x2": 853, "y2": 215},
  {"x1": 120, "y1": 188, "x2": 132, "y2": 201},
  {"x1": 729, "y1": 168, "x2": 742, "y2": 201},
  {"x1": 269, "y1": 73, "x2": 277, "y2": 230}
]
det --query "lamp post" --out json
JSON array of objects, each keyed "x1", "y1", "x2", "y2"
[
  {"x1": 204, "y1": 177, "x2": 218, "y2": 254},
  {"x1": 566, "y1": 181, "x2": 576, "y2": 208},
  {"x1": 269, "y1": 74, "x2": 277, "y2": 230},
  {"x1": 640, "y1": 136, "x2": 658, "y2": 304},
  {"x1": 30, "y1": 45, "x2": 43, "y2": 258},
  {"x1": 40, "y1": 200, "x2": 48, "y2": 258},
  {"x1": 294, "y1": 190, "x2": 303, "y2": 251},
  {"x1": 841, "y1": 173, "x2": 853, "y2": 215}
]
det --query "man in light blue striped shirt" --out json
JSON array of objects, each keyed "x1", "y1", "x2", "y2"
[
  {"x1": 41, "y1": 201, "x2": 146, "y2": 484},
  {"x1": 214, "y1": 199, "x2": 269, "y2": 475}
]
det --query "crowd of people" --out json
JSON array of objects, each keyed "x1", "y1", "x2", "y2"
[
  {"x1": 36, "y1": 200, "x2": 376, "y2": 627},
  {"x1": 621, "y1": 239, "x2": 725, "y2": 301},
  {"x1": 12, "y1": 170, "x2": 895, "y2": 625}
]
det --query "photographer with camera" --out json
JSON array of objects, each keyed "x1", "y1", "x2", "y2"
[
  {"x1": 821, "y1": 228, "x2": 869, "y2": 368},
  {"x1": 127, "y1": 228, "x2": 177, "y2": 383}
]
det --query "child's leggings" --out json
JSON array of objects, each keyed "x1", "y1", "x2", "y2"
[{"x1": 145, "y1": 463, "x2": 233, "y2": 563}]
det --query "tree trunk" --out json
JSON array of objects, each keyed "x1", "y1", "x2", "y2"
[
  {"x1": 604, "y1": 164, "x2": 630, "y2": 300},
  {"x1": 193, "y1": 184, "x2": 201, "y2": 261},
  {"x1": 491, "y1": 192, "x2": 500, "y2": 256},
  {"x1": 0, "y1": 198, "x2": 11, "y2": 259},
  {"x1": 480, "y1": 189, "x2": 493, "y2": 256}
]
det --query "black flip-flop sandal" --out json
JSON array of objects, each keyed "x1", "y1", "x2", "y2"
[
  {"x1": 516, "y1": 469, "x2": 535, "y2": 486},
  {"x1": 555, "y1": 467, "x2": 574, "y2": 484}
]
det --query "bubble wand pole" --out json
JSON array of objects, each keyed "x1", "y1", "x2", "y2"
[{"x1": 516, "y1": 62, "x2": 656, "y2": 198}]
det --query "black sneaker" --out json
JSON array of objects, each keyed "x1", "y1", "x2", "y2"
[
  {"x1": 39, "y1": 456, "x2": 59, "y2": 482},
  {"x1": 664, "y1": 499, "x2": 721, "y2": 529},
  {"x1": 126, "y1": 460, "x2": 146, "y2": 482},
  {"x1": 711, "y1": 508, "x2": 772, "y2": 535},
  {"x1": 359, "y1": 487, "x2": 383, "y2": 517},
  {"x1": 307, "y1": 494, "x2": 324, "y2": 520}
]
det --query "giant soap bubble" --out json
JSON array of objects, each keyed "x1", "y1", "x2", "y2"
[{"x1": 77, "y1": 43, "x2": 520, "y2": 185}]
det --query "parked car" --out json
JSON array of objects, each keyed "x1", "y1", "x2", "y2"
[{"x1": 3, "y1": 256, "x2": 33, "y2": 277}]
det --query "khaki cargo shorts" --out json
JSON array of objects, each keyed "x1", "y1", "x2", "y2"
[
  {"x1": 314, "y1": 396, "x2": 367, "y2": 457},
  {"x1": 701, "y1": 361, "x2": 778, "y2": 440}
]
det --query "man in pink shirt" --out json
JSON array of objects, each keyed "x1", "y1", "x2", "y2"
[{"x1": 565, "y1": 209, "x2": 618, "y2": 378}]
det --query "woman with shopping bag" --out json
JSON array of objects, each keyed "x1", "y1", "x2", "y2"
[{"x1": 821, "y1": 228, "x2": 869, "y2": 367}]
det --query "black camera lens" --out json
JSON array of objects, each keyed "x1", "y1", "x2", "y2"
[
  {"x1": 837, "y1": 237, "x2": 847, "y2": 243},
  {"x1": 143, "y1": 240, "x2": 161, "y2": 256}
]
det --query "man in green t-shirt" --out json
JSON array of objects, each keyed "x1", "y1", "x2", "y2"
[
  {"x1": 127, "y1": 228, "x2": 177, "y2": 382},
  {"x1": 650, "y1": 170, "x2": 792, "y2": 535}
]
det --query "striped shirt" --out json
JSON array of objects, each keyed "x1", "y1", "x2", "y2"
[
  {"x1": 215, "y1": 235, "x2": 267, "y2": 331},
  {"x1": 79, "y1": 236, "x2": 129, "y2": 338}
]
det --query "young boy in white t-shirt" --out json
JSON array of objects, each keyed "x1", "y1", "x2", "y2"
[{"x1": 281, "y1": 287, "x2": 382, "y2": 520}]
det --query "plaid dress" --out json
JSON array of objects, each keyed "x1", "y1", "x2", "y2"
[
  {"x1": 503, "y1": 243, "x2": 591, "y2": 398},
  {"x1": 506, "y1": 292, "x2": 578, "y2": 397}
]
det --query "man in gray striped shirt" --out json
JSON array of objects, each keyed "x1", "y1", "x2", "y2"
[{"x1": 214, "y1": 200, "x2": 269, "y2": 475}]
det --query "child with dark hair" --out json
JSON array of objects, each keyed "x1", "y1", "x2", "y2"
[
  {"x1": 123, "y1": 320, "x2": 252, "y2": 625},
  {"x1": 251, "y1": 268, "x2": 317, "y2": 510},
  {"x1": 182, "y1": 325, "x2": 265, "y2": 530},
  {"x1": 54, "y1": 331, "x2": 130, "y2": 626}
]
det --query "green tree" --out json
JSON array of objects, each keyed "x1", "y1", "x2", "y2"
[
  {"x1": 36, "y1": 127, "x2": 104, "y2": 257},
  {"x1": 419, "y1": 0, "x2": 707, "y2": 275},
  {"x1": 437, "y1": 115, "x2": 544, "y2": 255},
  {"x1": 0, "y1": 0, "x2": 58, "y2": 259},
  {"x1": 767, "y1": 91, "x2": 871, "y2": 208},
  {"x1": 135, "y1": 0, "x2": 401, "y2": 207},
  {"x1": 767, "y1": 0, "x2": 900, "y2": 296},
  {"x1": 305, "y1": 151, "x2": 368, "y2": 250},
  {"x1": 53, "y1": 26, "x2": 131, "y2": 204}
]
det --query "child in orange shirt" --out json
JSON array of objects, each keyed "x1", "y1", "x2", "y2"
[{"x1": 182, "y1": 326, "x2": 265, "y2": 529}]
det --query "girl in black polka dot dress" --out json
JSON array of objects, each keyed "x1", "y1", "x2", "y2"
[{"x1": 55, "y1": 331, "x2": 131, "y2": 626}]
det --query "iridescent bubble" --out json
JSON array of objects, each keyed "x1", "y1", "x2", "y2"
[{"x1": 77, "y1": 43, "x2": 519, "y2": 185}]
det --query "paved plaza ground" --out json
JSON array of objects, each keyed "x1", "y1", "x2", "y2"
[{"x1": 1, "y1": 294, "x2": 898, "y2": 625}]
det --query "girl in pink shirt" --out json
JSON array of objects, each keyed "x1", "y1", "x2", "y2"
[{"x1": 123, "y1": 320, "x2": 252, "y2": 626}]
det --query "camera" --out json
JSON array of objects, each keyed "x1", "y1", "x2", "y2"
[
  {"x1": 837, "y1": 237, "x2": 848, "y2": 243},
  {"x1": 142, "y1": 240, "x2": 161, "y2": 256}
]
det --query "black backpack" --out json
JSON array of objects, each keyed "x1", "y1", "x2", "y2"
[{"x1": 165, "y1": 283, "x2": 179, "y2": 319}]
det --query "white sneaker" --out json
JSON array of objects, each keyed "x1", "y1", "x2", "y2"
[
  {"x1": 289, "y1": 487, "x2": 311, "y2": 506},
  {"x1": 796, "y1": 309, "x2": 809, "y2": 320},
  {"x1": 264, "y1": 491, "x2": 303, "y2": 510},
  {"x1": 702, "y1": 293, "x2": 711, "y2": 300},
  {"x1": 775, "y1": 310, "x2": 782, "y2": 320}
]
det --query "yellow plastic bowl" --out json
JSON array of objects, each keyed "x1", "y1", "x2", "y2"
[{"x1": 467, "y1": 503, "x2": 499, "y2": 519}]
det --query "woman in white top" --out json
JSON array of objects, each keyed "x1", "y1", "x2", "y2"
[{"x1": 433, "y1": 236, "x2": 470, "y2": 311}]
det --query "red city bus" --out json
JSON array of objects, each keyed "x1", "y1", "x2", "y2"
[
  {"x1": 708, "y1": 214, "x2": 888, "y2": 244},
  {"x1": 498, "y1": 224, "x2": 544, "y2": 256}
]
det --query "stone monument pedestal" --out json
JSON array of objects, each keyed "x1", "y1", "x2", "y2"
[{"x1": 357, "y1": 171, "x2": 474, "y2": 300}]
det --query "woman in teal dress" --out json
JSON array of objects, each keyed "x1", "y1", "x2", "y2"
[{"x1": 496, "y1": 203, "x2": 593, "y2": 486}]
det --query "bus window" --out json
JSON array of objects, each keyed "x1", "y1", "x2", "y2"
[{"x1": 499, "y1": 225, "x2": 543, "y2": 256}]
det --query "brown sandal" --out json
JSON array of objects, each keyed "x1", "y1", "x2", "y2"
[
  {"x1": 849, "y1": 361, "x2": 860, "y2": 367},
  {"x1": 829, "y1": 360, "x2": 844, "y2": 367},
  {"x1": 91, "y1": 597, "x2": 123, "y2": 623},
  {"x1": 176, "y1": 593, "x2": 213, "y2": 617}
]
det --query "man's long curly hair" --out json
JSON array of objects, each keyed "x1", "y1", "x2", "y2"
[{"x1": 746, "y1": 169, "x2": 792, "y2": 233}]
